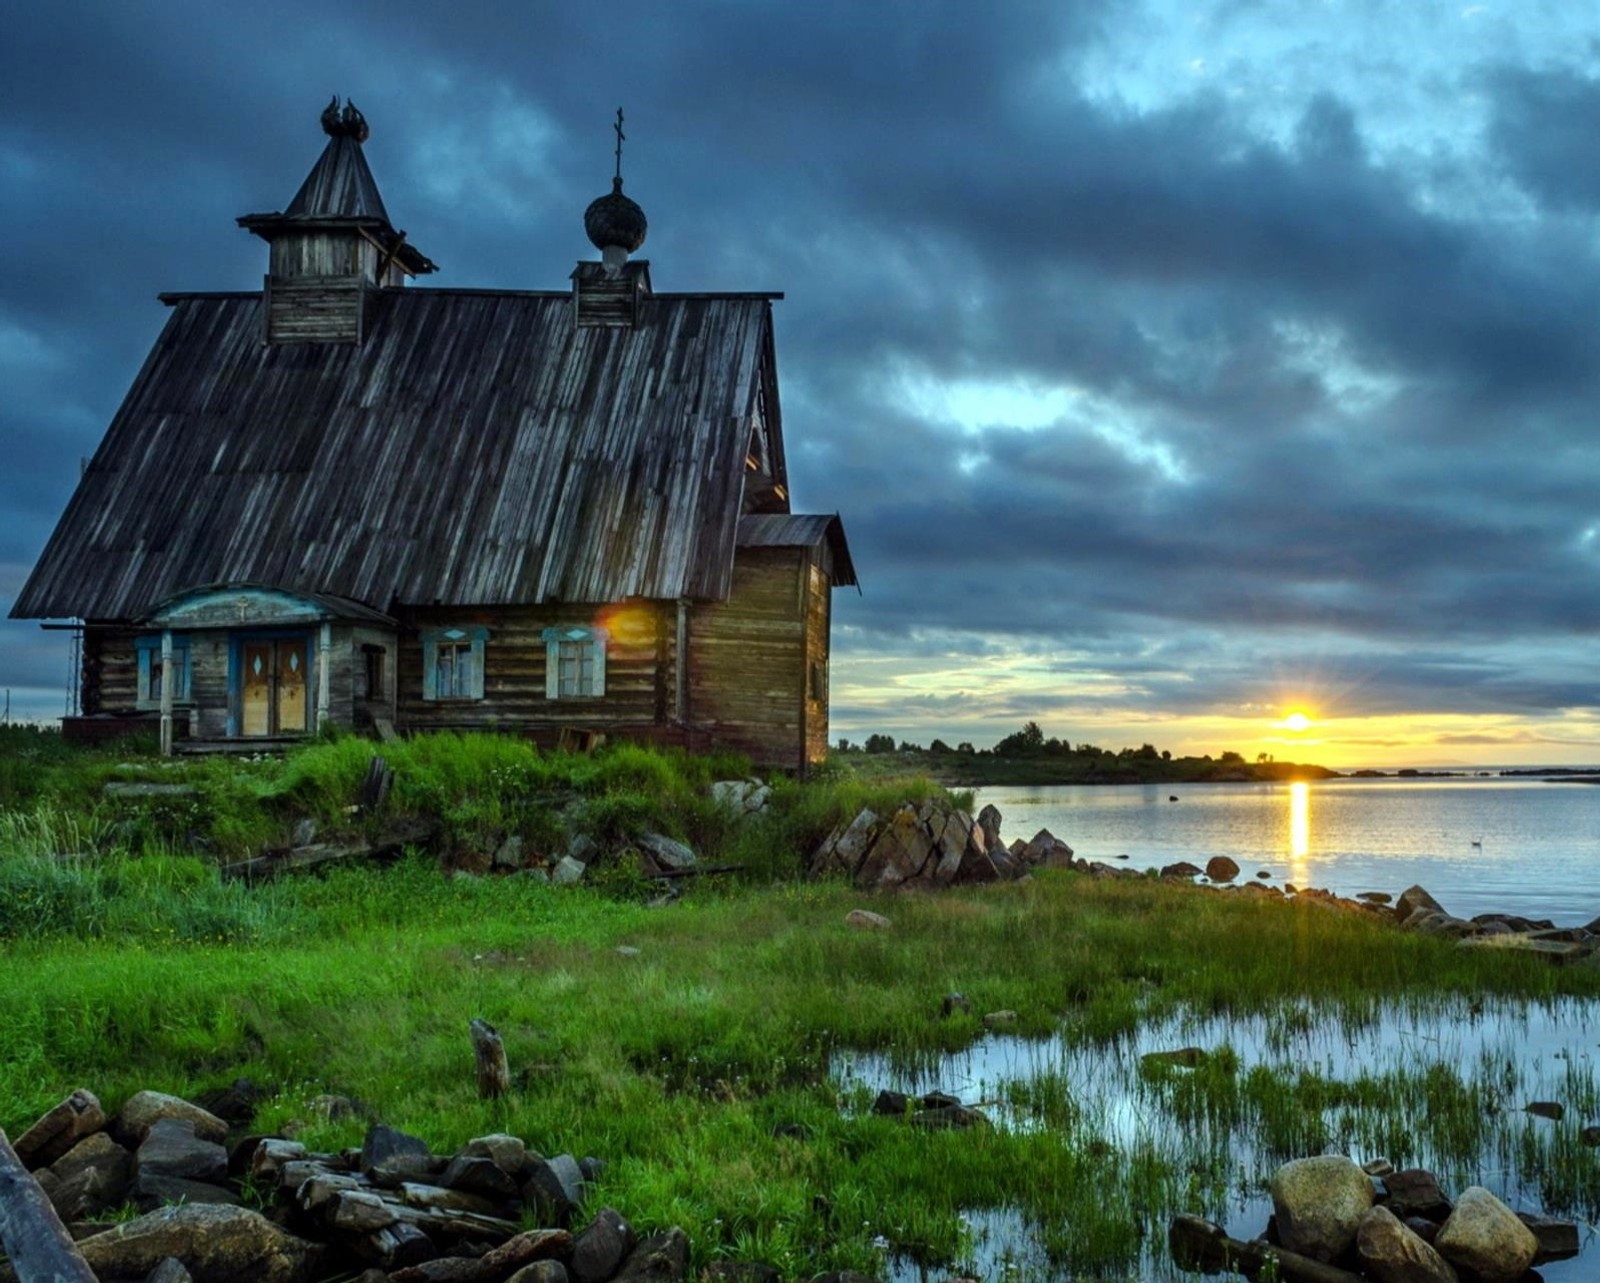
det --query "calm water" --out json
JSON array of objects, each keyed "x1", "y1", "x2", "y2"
[
  {"x1": 842, "y1": 997, "x2": 1600, "y2": 1282},
  {"x1": 977, "y1": 777, "x2": 1600, "y2": 923}
]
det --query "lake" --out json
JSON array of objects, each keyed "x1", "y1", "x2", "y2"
[{"x1": 974, "y1": 776, "x2": 1600, "y2": 923}]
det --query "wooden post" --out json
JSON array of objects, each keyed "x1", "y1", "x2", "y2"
[
  {"x1": 469, "y1": 1018, "x2": 510, "y2": 1099},
  {"x1": 674, "y1": 599, "x2": 689, "y2": 728},
  {"x1": 317, "y1": 621, "x2": 333, "y2": 729},
  {"x1": 159, "y1": 628, "x2": 174, "y2": 756},
  {"x1": 0, "y1": 1128, "x2": 98, "y2": 1283}
]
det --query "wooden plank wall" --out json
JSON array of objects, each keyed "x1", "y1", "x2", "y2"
[
  {"x1": 802, "y1": 558, "x2": 832, "y2": 769},
  {"x1": 689, "y1": 548, "x2": 806, "y2": 773},
  {"x1": 187, "y1": 631, "x2": 230, "y2": 738},
  {"x1": 81, "y1": 626, "x2": 137, "y2": 715},
  {"x1": 396, "y1": 602, "x2": 671, "y2": 733},
  {"x1": 349, "y1": 624, "x2": 397, "y2": 730},
  {"x1": 265, "y1": 276, "x2": 366, "y2": 343}
]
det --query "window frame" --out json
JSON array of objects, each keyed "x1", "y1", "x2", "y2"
[
  {"x1": 540, "y1": 626, "x2": 608, "y2": 700},
  {"x1": 135, "y1": 635, "x2": 192, "y2": 708},
  {"x1": 420, "y1": 627, "x2": 488, "y2": 702},
  {"x1": 361, "y1": 644, "x2": 387, "y2": 702}
]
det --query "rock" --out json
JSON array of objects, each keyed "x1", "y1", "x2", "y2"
[
  {"x1": 365, "y1": 1221, "x2": 437, "y2": 1270},
  {"x1": 552, "y1": 856, "x2": 588, "y2": 885},
  {"x1": 572, "y1": 1208, "x2": 637, "y2": 1283},
  {"x1": 493, "y1": 836, "x2": 525, "y2": 870},
  {"x1": 462, "y1": 1133, "x2": 529, "y2": 1176},
  {"x1": 845, "y1": 909, "x2": 890, "y2": 931},
  {"x1": 1382, "y1": 1169, "x2": 1452, "y2": 1221},
  {"x1": 982, "y1": 1010, "x2": 1018, "y2": 1028},
  {"x1": 1269, "y1": 1155, "x2": 1374, "y2": 1261},
  {"x1": 701, "y1": 1265, "x2": 780, "y2": 1283},
  {"x1": 75, "y1": 1204, "x2": 318, "y2": 1283},
  {"x1": 523, "y1": 1154, "x2": 585, "y2": 1224},
  {"x1": 1257, "y1": 870, "x2": 1272, "y2": 879},
  {"x1": 1582, "y1": 1124, "x2": 1600, "y2": 1146},
  {"x1": 1361, "y1": 1158, "x2": 1394, "y2": 1177},
  {"x1": 567, "y1": 835, "x2": 600, "y2": 866},
  {"x1": 1405, "y1": 1216, "x2": 1441, "y2": 1244},
  {"x1": 1396, "y1": 884, "x2": 1445, "y2": 922},
  {"x1": 810, "y1": 809, "x2": 882, "y2": 878},
  {"x1": 118, "y1": 1091, "x2": 228, "y2": 1146},
  {"x1": 1434, "y1": 1186, "x2": 1538, "y2": 1282},
  {"x1": 1355, "y1": 1206, "x2": 1457, "y2": 1283},
  {"x1": 360, "y1": 1123, "x2": 436, "y2": 1184},
  {"x1": 250, "y1": 1138, "x2": 308, "y2": 1183},
  {"x1": 1160, "y1": 861, "x2": 1202, "y2": 878},
  {"x1": 940, "y1": 992, "x2": 970, "y2": 1017},
  {"x1": 975, "y1": 804, "x2": 1004, "y2": 852},
  {"x1": 1141, "y1": 1047, "x2": 1208, "y2": 1070},
  {"x1": 291, "y1": 817, "x2": 318, "y2": 846},
  {"x1": 508, "y1": 1264, "x2": 570, "y2": 1283},
  {"x1": 639, "y1": 832, "x2": 698, "y2": 873},
  {"x1": 710, "y1": 780, "x2": 771, "y2": 815},
  {"x1": 1018, "y1": 828, "x2": 1074, "y2": 868},
  {"x1": 14, "y1": 1088, "x2": 107, "y2": 1169},
  {"x1": 1357, "y1": 891, "x2": 1393, "y2": 905},
  {"x1": 1524, "y1": 1100, "x2": 1564, "y2": 1120},
  {"x1": 146, "y1": 1259, "x2": 196, "y2": 1283},
  {"x1": 856, "y1": 805, "x2": 937, "y2": 888},
  {"x1": 1516, "y1": 1212, "x2": 1580, "y2": 1261},
  {"x1": 137, "y1": 1117, "x2": 228, "y2": 1185},
  {"x1": 331, "y1": 1190, "x2": 399, "y2": 1233},
  {"x1": 1204, "y1": 856, "x2": 1240, "y2": 882},
  {"x1": 907, "y1": 1105, "x2": 990, "y2": 1129},
  {"x1": 195, "y1": 1078, "x2": 264, "y2": 1125},
  {"x1": 440, "y1": 1154, "x2": 521, "y2": 1200},
  {"x1": 398, "y1": 1180, "x2": 514, "y2": 1219},
  {"x1": 613, "y1": 1228, "x2": 689, "y2": 1283},
  {"x1": 44, "y1": 1132, "x2": 133, "y2": 1220},
  {"x1": 132, "y1": 1172, "x2": 242, "y2": 1211},
  {"x1": 475, "y1": 1229, "x2": 573, "y2": 1279}
]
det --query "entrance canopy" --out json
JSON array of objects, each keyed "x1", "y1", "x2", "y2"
[{"x1": 139, "y1": 584, "x2": 395, "y2": 631}]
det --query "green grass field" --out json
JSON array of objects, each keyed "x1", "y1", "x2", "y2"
[{"x1": 3, "y1": 728, "x2": 1596, "y2": 1279}]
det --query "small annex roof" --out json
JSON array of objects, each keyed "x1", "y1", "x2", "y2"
[
  {"x1": 12, "y1": 288, "x2": 783, "y2": 621},
  {"x1": 737, "y1": 513, "x2": 859, "y2": 588}
]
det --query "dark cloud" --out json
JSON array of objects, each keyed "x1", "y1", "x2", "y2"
[{"x1": 2, "y1": 2, "x2": 1598, "y2": 755}]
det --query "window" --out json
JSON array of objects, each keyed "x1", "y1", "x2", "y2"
[
  {"x1": 135, "y1": 635, "x2": 191, "y2": 707},
  {"x1": 421, "y1": 627, "x2": 487, "y2": 701},
  {"x1": 361, "y1": 645, "x2": 386, "y2": 701},
  {"x1": 541, "y1": 626, "x2": 608, "y2": 699}
]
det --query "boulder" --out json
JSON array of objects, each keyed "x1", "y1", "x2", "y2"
[
  {"x1": 137, "y1": 1117, "x2": 228, "y2": 1185},
  {"x1": 118, "y1": 1091, "x2": 228, "y2": 1145},
  {"x1": 522, "y1": 1154, "x2": 585, "y2": 1224},
  {"x1": 195, "y1": 1078, "x2": 264, "y2": 1126},
  {"x1": 1160, "y1": 861, "x2": 1202, "y2": 879},
  {"x1": 1018, "y1": 829, "x2": 1074, "y2": 868},
  {"x1": 1516, "y1": 1212, "x2": 1580, "y2": 1261},
  {"x1": 1524, "y1": 1100, "x2": 1564, "y2": 1120},
  {"x1": 43, "y1": 1132, "x2": 133, "y2": 1220},
  {"x1": 1269, "y1": 1155, "x2": 1374, "y2": 1261},
  {"x1": 810, "y1": 809, "x2": 882, "y2": 879},
  {"x1": 845, "y1": 909, "x2": 890, "y2": 931},
  {"x1": 439, "y1": 1154, "x2": 520, "y2": 1200},
  {"x1": 1204, "y1": 856, "x2": 1240, "y2": 882},
  {"x1": 13, "y1": 1087, "x2": 106, "y2": 1169},
  {"x1": 856, "y1": 805, "x2": 937, "y2": 888},
  {"x1": 552, "y1": 856, "x2": 588, "y2": 885},
  {"x1": 146, "y1": 1260, "x2": 196, "y2": 1283},
  {"x1": 462, "y1": 1133, "x2": 528, "y2": 1176},
  {"x1": 75, "y1": 1204, "x2": 318, "y2": 1283},
  {"x1": 508, "y1": 1264, "x2": 570, "y2": 1283},
  {"x1": 1382, "y1": 1169, "x2": 1451, "y2": 1221},
  {"x1": 975, "y1": 804, "x2": 1004, "y2": 853},
  {"x1": 982, "y1": 1010, "x2": 1018, "y2": 1028},
  {"x1": 133, "y1": 1171, "x2": 242, "y2": 1211},
  {"x1": 360, "y1": 1124, "x2": 435, "y2": 1184},
  {"x1": 638, "y1": 832, "x2": 697, "y2": 873},
  {"x1": 710, "y1": 780, "x2": 771, "y2": 815},
  {"x1": 571, "y1": 1208, "x2": 637, "y2": 1283},
  {"x1": 940, "y1": 992, "x2": 971, "y2": 1017},
  {"x1": 1396, "y1": 885, "x2": 1445, "y2": 923},
  {"x1": 493, "y1": 836, "x2": 525, "y2": 870},
  {"x1": 1434, "y1": 1186, "x2": 1538, "y2": 1282},
  {"x1": 1355, "y1": 1205, "x2": 1458, "y2": 1283},
  {"x1": 612, "y1": 1228, "x2": 689, "y2": 1283}
]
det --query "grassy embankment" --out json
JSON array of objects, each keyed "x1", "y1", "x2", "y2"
[{"x1": 2, "y1": 727, "x2": 1598, "y2": 1279}]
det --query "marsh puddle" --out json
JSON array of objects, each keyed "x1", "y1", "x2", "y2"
[{"x1": 835, "y1": 997, "x2": 1600, "y2": 1281}]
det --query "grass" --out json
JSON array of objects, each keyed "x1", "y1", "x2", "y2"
[{"x1": 3, "y1": 729, "x2": 1599, "y2": 1279}]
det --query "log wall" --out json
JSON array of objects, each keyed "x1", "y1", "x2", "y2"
[
  {"x1": 803, "y1": 556, "x2": 832, "y2": 770},
  {"x1": 689, "y1": 548, "x2": 808, "y2": 773}
]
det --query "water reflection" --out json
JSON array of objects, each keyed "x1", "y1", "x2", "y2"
[{"x1": 1287, "y1": 781, "x2": 1310, "y2": 883}]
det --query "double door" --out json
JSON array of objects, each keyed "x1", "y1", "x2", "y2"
[{"x1": 240, "y1": 637, "x2": 309, "y2": 736}]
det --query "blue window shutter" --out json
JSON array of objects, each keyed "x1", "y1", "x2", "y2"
[
  {"x1": 422, "y1": 635, "x2": 438, "y2": 701},
  {"x1": 469, "y1": 634, "x2": 486, "y2": 700},
  {"x1": 593, "y1": 636, "x2": 607, "y2": 697},
  {"x1": 137, "y1": 645, "x2": 153, "y2": 703}
]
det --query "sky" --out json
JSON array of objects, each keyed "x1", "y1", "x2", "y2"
[{"x1": 3, "y1": 1, "x2": 1600, "y2": 767}]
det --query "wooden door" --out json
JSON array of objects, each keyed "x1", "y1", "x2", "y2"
[
  {"x1": 238, "y1": 638, "x2": 311, "y2": 735},
  {"x1": 241, "y1": 642, "x2": 274, "y2": 736},
  {"x1": 275, "y1": 640, "x2": 308, "y2": 733}
]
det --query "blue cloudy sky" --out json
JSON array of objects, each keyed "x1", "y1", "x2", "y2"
[{"x1": 4, "y1": 1, "x2": 1600, "y2": 765}]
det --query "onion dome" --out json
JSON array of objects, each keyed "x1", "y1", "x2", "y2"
[{"x1": 584, "y1": 176, "x2": 648, "y2": 253}]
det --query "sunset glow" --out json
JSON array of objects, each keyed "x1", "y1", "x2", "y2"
[{"x1": 1279, "y1": 711, "x2": 1314, "y2": 733}]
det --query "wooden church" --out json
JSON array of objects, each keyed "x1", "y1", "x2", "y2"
[{"x1": 11, "y1": 100, "x2": 856, "y2": 773}]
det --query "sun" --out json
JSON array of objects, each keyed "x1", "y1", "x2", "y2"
[{"x1": 1278, "y1": 711, "x2": 1314, "y2": 733}]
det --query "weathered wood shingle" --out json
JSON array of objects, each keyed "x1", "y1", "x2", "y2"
[{"x1": 13, "y1": 288, "x2": 780, "y2": 620}]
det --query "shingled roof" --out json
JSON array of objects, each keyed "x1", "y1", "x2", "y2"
[{"x1": 12, "y1": 288, "x2": 788, "y2": 620}]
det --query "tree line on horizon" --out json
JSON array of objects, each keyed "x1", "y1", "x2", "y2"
[{"x1": 836, "y1": 720, "x2": 1269, "y2": 765}]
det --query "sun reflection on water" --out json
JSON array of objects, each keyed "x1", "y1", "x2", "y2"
[{"x1": 1288, "y1": 781, "x2": 1311, "y2": 882}]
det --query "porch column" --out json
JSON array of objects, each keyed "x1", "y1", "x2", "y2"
[
  {"x1": 317, "y1": 621, "x2": 332, "y2": 729},
  {"x1": 159, "y1": 629, "x2": 174, "y2": 756}
]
